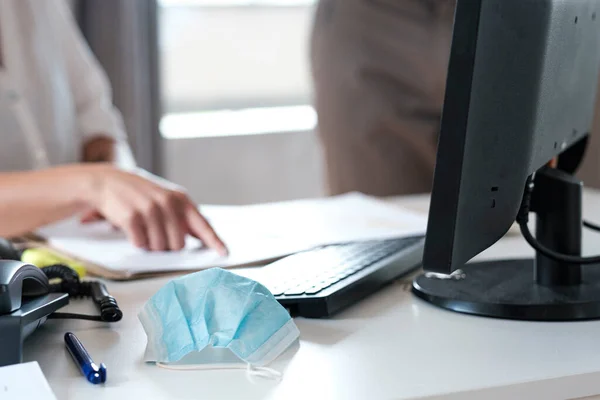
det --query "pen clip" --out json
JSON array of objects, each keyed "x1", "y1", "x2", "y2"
[
  {"x1": 88, "y1": 363, "x2": 107, "y2": 384},
  {"x1": 64, "y1": 332, "x2": 107, "y2": 385}
]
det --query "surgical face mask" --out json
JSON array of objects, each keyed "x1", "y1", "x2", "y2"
[{"x1": 139, "y1": 268, "x2": 299, "y2": 375}]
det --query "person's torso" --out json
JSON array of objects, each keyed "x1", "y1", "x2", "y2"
[{"x1": 0, "y1": 0, "x2": 80, "y2": 172}]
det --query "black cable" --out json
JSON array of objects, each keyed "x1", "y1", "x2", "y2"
[
  {"x1": 43, "y1": 264, "x2": 79, "y2": 282},
  {"x1": 48, "y1": 313, "x2": 103, "y2": 322},
  {"x1": 90, "y1": 282, "x2": 123, "y2": 322},
  {"x1": 517, "y1": 176, "x2": 600, "y2": 265},
  {"x1": 41, "y1": 264, "x2": 123, "y2": 323},
  {"x1": 519, "y1": 220, "x2": 600, "y2": 264},
  {"x1": 584, "y1": 220, "x2": 600, "y2": 232}
]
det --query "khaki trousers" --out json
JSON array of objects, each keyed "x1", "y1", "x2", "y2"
[
  {"x1": 578, "y1": 75, "x2": 600, "y2": 188},
  {"x1": 311, "y1": 0, "x2": 457, "y2": 196},
  {"x1": 312, "y1": 0, "x2": 600, "y2": 194}
]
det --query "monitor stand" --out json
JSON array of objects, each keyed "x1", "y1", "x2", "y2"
[{"x1": 412, "y1": 167, "x2": 600, "y2": 321}]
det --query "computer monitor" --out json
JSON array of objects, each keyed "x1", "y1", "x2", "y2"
[{"x1": 412, "y1": 0, "x2": 600, "y2": 321}]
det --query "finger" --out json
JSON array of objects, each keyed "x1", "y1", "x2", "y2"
[
  {"x1": 81, "y1": 210, "x2": 104, "y2": 224},
  {"x1": 184, "y1": 202, "x2": 228, "y2": 256},
  {"x1": 159, "y1": 193, "x2": 186, "y2": 251},
  {"x1": 82, "y1": 210, "x2": 117, "y2": 230},
  {"x1": 143, "y1": 201, "x2": 168, "y2": 252},
  {"x1": 121, "y1": 211, "x2": 148, "y2": 250}
]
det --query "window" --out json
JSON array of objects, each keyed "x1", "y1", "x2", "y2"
[{"x1": 158, "y1": 0, "x2": 318, "y2": 138}]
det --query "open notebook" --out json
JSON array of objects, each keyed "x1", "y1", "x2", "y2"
[{"x1": 34, "y1": 193, "x2": 427, "y2": 280}]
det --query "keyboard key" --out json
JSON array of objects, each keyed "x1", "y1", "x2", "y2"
[
  {"x1": 305, "y1": 286, "x2": 323, "y2": 295},
  {"x1": 331, "y1": 263, "x2": 347, "y2": 272},
  {"x1": 304, "y1": 284, "x2": 320, "y2": 292},
  {"x1": 321, "y1": 278, "x2": 338, "y2": 288},
  {"x1": 283, "y1": 287, "x2": 306, "y2": 296},
  {"x1": 290, "y1": 279, "x2": 310, "y2": 287},
  {"x1": 310, "y1": 275, "x2": 327, "y2": 284},
  {"x1": 270, "y1": 288, "x2": 286, "y2": 296},
  {"x1": 364, "y1": 256, "x2": 380, "y2": 264},
  {"x1": 312, "y1": 283, "x2": 328, "y2": 292},
  {"x1": 343, "y1": 260, "x2": 361, "y2": 269},
  {"x1": 335, "y1": 272, "x2": 349, "y2": 281}
]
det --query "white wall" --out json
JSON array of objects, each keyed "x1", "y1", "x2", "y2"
[
  {"x1": 163, "y1": 130, "x2": 325, "y2": 205},
  {"x1": 160, "y1": 5, "x2": 315, "y2": 112}
]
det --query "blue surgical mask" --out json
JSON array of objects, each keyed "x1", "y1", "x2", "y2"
[{"x1": 138, "y1": 268, "x2": 299, "y2": 369}]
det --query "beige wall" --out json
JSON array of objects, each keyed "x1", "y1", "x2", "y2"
[{"x1": 577, "y1": 74, "x2": 600, "y2": 189}]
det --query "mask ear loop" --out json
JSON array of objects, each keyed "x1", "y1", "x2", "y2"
[
  {"x1": 156, "y1": 362, "x2": 283, "y2": 382},
  {"x1": 247, "y1": 364, "x2": 282, "y2": 382}
]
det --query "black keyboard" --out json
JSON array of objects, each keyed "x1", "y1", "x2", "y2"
[{"x1": 259, "y1": 236, "x2": 425, "y2": 318}]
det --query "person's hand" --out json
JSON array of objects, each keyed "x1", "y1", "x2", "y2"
[{"x1": 82, "y1": 165, "x2": 227, "y2": 254}]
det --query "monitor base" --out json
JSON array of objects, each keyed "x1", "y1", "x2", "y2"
[{"x1": 412, "y1": 258, "x2": 600, "y2": 321}]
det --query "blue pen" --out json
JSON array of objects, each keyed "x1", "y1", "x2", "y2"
[{"x1": 64, "y1": 332, "x2": 107, "y2": 384}]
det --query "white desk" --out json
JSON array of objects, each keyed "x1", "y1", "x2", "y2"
[{"x1": 23, "y1": 191, "x2": 600, "y2": 400}]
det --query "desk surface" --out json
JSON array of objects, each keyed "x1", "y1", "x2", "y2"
[{"x1": 23, "y1": 191, "x2": 600, "y2": 400}]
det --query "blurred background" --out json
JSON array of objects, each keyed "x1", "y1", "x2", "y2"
[
  {"x1": 76, "y1": 0, "x2": 323, "y2": 205},
  {"x1": 159, "y1": 0, "x2": 323, "y2": 205},
  {"x1": 72, "y1": 0, "x2": 600, "y2": 206}
]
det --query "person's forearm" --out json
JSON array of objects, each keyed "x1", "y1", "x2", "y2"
[{"x1": 0, "y1": 165, "x2": 94, "y2": 237}]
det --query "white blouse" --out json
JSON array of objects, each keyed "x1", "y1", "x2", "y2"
[{"x1": 0, "y1": 0, "x2": 127, "y2": 171}]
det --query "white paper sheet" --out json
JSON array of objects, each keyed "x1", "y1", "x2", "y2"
[
  {"x1": 37, "y1": 193, "x2": 427, "y2": 275},
  {"x1": 0, "y1": 362, "x2": 57, "y2": 400}
]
